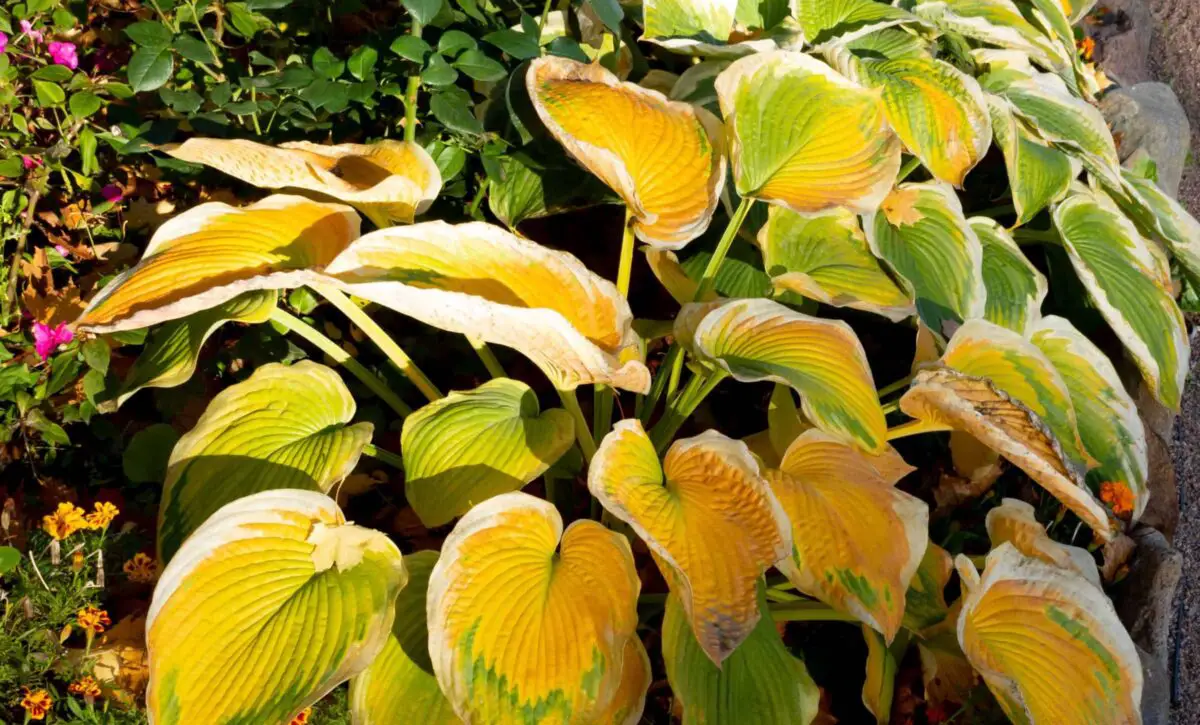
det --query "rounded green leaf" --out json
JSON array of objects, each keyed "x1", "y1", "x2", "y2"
[
  {"x1": 986, "y1": 95, "x2": 1077, "y2": 225},
  {"x1": 158, "y1": 361, "x2": 374, "y2": 563},
  {"x1": 402, "y1": 378, "x2": 575, "y2": 528},
  {"x1": 147, "y1": 489, "x2": 406, "y2": 725},
  {"x1": 971, "y1": 217, "x2": 1046, "y2": 333}
]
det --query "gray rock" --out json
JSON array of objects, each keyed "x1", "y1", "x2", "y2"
[
  {"x1": 1141, "y1": 644, "x2": 1172, "y2": 725},
  {"x1": 1115, "y1": 525, "x2": 1184, "y2": 664},
  {"x1": 1092, "y1": 0, "x2": 1155, "y2": 86},
  {"x1": 1141, "y1": 428, "x2": 1180, "y2": 541},
  {"x1": 1101, "y1": 82, "x2": 1193, "y2": 198}
]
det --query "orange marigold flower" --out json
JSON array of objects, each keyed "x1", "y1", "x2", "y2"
[
  {"x1": 123, "y1": 552, "x2": 159, "y2": 583},
  {"x1": 1100, "y1": 481, "x2": 1135, "y2": 517},
  {"x1": 71, "y1": 549, "x2": 86, "y2": 572},
  {"x1": 77, "y1": 606, "x2": 111, "y2": 634},
  {"x1": 289, "y1": 707, "x2": 313, "y2": 725},
  {"x1": 42, "y1": 502, "x2": 87, "y2": 540},
  {"x1": 85, "y1": 501, "x2": 119, "y2": 530},
  {"x1": 1076, "y1": 36, "x2": 1096, "y2": 61},
  {"x1": 68, "y1": 676, "x2": 102, "y2": 698},
  {"x1": 20, "y1": 688, "x2": 52, "y2": 720}
]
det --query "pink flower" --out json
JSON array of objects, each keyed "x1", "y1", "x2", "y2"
[
  {"x1": 48, "y1": 41, "x2": 78, "y2": 70},
  {"x1": 100, "y1": 184, "x2": 123, "y2": 203},
  {"x1": 0, "y1": 32, "x2": 9, "y2": 54},
  {"x1": 22, "y1": 156, "x2": 42, "y2": 170},
  {"x1": 33, "y1": 322, "x2": 74, "y2": 360},
  {"x1": 54, "y1": 245, "x2": 69, "y2": 256},
  {"x1": 19, "y1": 20, "x2": 43, "y2": 44}
]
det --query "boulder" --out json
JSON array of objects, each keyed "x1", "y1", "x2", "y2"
[
  {"x1": 1138, "y1": 644, "x2": 1171, "y2": 725},
  {"x1": 1101, "y1": 82, "x2": 1193, "y2": 198},
  {"x1": 1113, "y1": 525, "x2": 1183, "y2": 665},
  {"x1": 1090, "y1": 0, "x2": 1155, "y2": 86}
]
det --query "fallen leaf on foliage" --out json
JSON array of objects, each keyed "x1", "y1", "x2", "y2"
[{"x1": 23, "y1": 282, "x2": 85, "y2": 326}]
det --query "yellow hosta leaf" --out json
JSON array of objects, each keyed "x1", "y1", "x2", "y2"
[
  {"x1": 715, "y1": 50, "x2": 901, "y2": 215},
  {"x1": 972, "y1": 217, "x2": 1046, "y2": 334},
  {"x1": 401, "y1": 378, "x2": 575, "y2": 527},
  {"x1": 683, "y1": 297, "x2": 887, "y2": 453},
  {"x1": 157, "y1": 362, "x2": 373, "y2": 563},
  {"x1": 595, "y1": 636, "x2": 653, "y2": 725},
  {"x1": 767, "y1": 430, "x2": 927, "y2": 640},
  {"x1": 956, "y1": 544, "x2": 1143, "y2": 724},
  {"x1": 76, "y1": 195, "x2": 359, "y2": 334},
  {"x1": 590, "y1": 420, "x2": 791, "y2": 663},
  {"x1": 985, "y1": 498, "x2": 1100, "y2": 587},
  {"x1": 528, "y1": 57, "x2": 725, "y2": 248},
  {"x1": 861, "y1": 625, "x2": 897, "y2": 724},
  {"x1": 147, "y1": 490, "x2": 406, "y2": 725},
  {"x1": 166, "y1": 138, "x2": 442, "y2": 226},
  {"x1": 644, "y1": 248, "x2": 713, "y2": 304},
  {"x1": 349, "y1": 551, "x2": 459, "y2": 725},
  {"x1": 756, "y1": 206, "x2": 914, "y2": 322},
  {"x1": 325, "y1": 221, "x2": 650, "y2": 393},
  {"x1": 1030, "y1": 316, "x2": 1148, "y2": 521},
  {"x1": 663, "y1": 589, "x2": 820, "y2": 725},
  {"x1": 427, "y1": 492, "x2": 642, "y2": 723}
]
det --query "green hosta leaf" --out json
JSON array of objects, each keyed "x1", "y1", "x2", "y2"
[
  {"x1": 642, "y1": 0, "x2": 737, "y2": 46},
  {"x1": 349, "y1": 551, "x2": 458, "y2": 724},
  {"x1": 912, "y1": 0, "x2": 1065, "y2": 68},
  {"x1": 147, "y1": 490, "x2": 406, "y2": 725},
  {"x1": 1000, "y1": 74, "x2": 1120, "y2": 184},
  {"x1": 157, "y1": 361, "x2": 374, "y2": 562},
  {"x1": 1053, "y1": 188, "x2": 1188, "y2": 410},
  {"x1": 663, "y1": 588, "x2": 820, "y2": 725},
  {"x1": 123, "y1": 423, "x2": 181, "y2": 484},
  {"x1": 794, "y1": 0, "x2": 919, "y2": 46},
  {"x1": 115, "y1": 291, "x2": 277, "y2": 408},
  {"x1": 1115, "y1": 170, "x2": 1200, "y2": 282},
  {"x1": 487, "y1": 155, "x2": 616, "y2": 229},
  {"x1": 402, "y1": 378, "x2": 574, "y2": 528},
  {"x1": 902, "y1": 543, "x2": 953, "y2": 631},
  {"x1": 986, "y1": 95, "x2": 1076, "y2": 225},
  {"x1": 863, "y1": 182, "x2": 985, "y2": 336},
  {"x1": 1030, "y1": 316, "x2": 1148, "y2": 520},
  {"x1": 844, "y1": 28, "x2": 932, "y2": 60},
  {"x1": 971, "y1": 217, "x2": 1046, "y2": 333},
  {"x1": 127, "y1": 46, "x2": 174, "y2": 92}
]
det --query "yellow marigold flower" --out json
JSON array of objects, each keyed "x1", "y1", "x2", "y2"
[
  {"x1": 68, "y1": 676, "x2": 102, "y2": 698},
  {"x1": 20, "y1": 688, "x2": 52, "y2": 720},
  {"x1": 42, "y1": 503, "x2": 87, "y2": 540},
  {"x1": 1100, "y1": 481, "x2": 1135, "y2": 517},
  {"x1": 123, "y1": 552, "x2": 159, "y2": 583},
  {"x1": 77, "y1": 606, "x2": 111, "y2": 634},
  {"x1": 289, "y1": 707, "x2": 313, "y2": 725},
  {"x1": 85, "y1": 501, "x2": 119, "y2": 530},
  {"x1": 71, "y1": 549, "x2": 86, "y2": 572}
]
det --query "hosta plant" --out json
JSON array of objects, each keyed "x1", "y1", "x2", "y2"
[{"x1": 70, "y1": 0, "x2": 1199, "y2": 720}]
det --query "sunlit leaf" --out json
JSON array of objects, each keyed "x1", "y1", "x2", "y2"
[
  {"x1": 985, "y1": 497, "x2": 1100, "y2": 586},
  {"x1": 663, "y1": 588, "x2": 820, "y2": 725},
  {"x1": 715, "y1": 50, "x2": 901, "y2": 215},
  {"x1": 986, "y1": 95, "x2": 1077, "y2": 225},
  {"x1": 157, "y1": 361, "x2": 373, "y2": 562},
  {"x1": 166, "y1": 138, "x2": 442, "y2": 226},
  {"x1": 75, "y1": 195, "x2": 359, "y2": 334},
  {"x1": 1117, "y1": 169, "x2": 1200, "y2": 283},
  {"x1": 326, "y1": 221, "x2": 650, "y2": 393},
  {"x1": 644, "y1": 248, "x2": 714, "y2": 304},
  {"x1": 756, "y1": 205, "x2": 914, "y2": 321},
  {"x1": 793, "y1": 0, "x2": 919, "y2": 46},
  {"x1": 590, "y1": 421, "x2": 791, "y2": 663},
  {"x1": 844, "y1": 27, "x2": 933, "y2": 61},
  {"x1": 528, "y1": 56, "x2": 726, "y2": 248},
  {"x1": 595, "y1": 635, "x2": 653, "y2": 725},
  {"x1": 683, "y1": 297, "x2": 888, "y2": 452},
  {"x1": 1030, "y1": 316, "x2": 1148, "y2": 521},
  {"x1": 114, "y1": 290, "x2": 277, "y2": 408},
  {"x1": 767, "y1": 429, "x2": 927, "y2": 640},
  {"x1": 956, "y1": 544, "x2": 1143, "y2": 724},
  {"x1": 427, "y1": 492, "x2": 643, "y2": 723},
  {"x1": 912, "y1": 0, "x2": 1066, "y2": 69},
  {"x1": 402, "y1": 378, "x2": 574, "y2": 528},
  {"x1": 642, "y1": 0, "x2": 737, "y2": 46},
  {"x1": 1053, "y1": 188, "x2": 1188, "y2": 410},
  {"x1": 862, "y1": 182, "x2": 986, "y2": 336},
  {"x1": 147, "y1": 490, "x2": 406, "y2": 725},
  {"x1": 971, "y1": 217, "x2": 1046, "y2": 333}
]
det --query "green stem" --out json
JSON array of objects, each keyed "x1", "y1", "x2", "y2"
[
  {"x1": 188, "y1": 0, "x2": 224, "y2": 69},
  {"x1": 880, "y1": 399, "x2": 900, "y2": 416},
  {"x1": 876, "y1": 374, "x2": 913, "y2": 399},
  {"x1": 467, "y1": 178, "x2": 489, "y2": 218},
  {"x1": 469, "y1": 337, "x2": 506, "y2": 378},
  {"x1": 536, "y1": 0, "x2": 554, "y2": 42},
  {"x1": 769, "y1": 600, "x2": 859, "y2": 623},
  {"x1": 616, "y1": 206, "x2": 636, "y2": 299},
  {"x1": 694, "y1": 197, "x2": 753, "y2": 300},
  {"x1": 593, "y1": 385, "x2": 614, "y2": 446},
  {"x1": 313, "y1": 285, "x2": 442, "y2": 401},
  {"x1": 974, "y1": 203, "x2": 1015, "y2": 219},
  {"x1": 403, "y1": 21, "x2": 423, "y2": 143},
  {"x1": 638, "y1": 345, "x2": 681, "y2": 424},
  {"x1": 897, "y1": 155, "x2": 922, "y2": 182},
  {"x1": 362, "y1": 443, "x2": 404, "y2": 469},
  {"x1": 269, "y1": 307, "x2": 413, "y2": 417},
  {"x1": 557, "y1": 388, "x2": 597, "y2": 463},
  {"x1": 651, "y1": 370, "x2": 727, "y2": 453},
  {"x1": 1013, "y1": 228, "x2": 1061, "y2": 246}
]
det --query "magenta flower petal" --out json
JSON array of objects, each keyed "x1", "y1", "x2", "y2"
[
  {"x1": 0, "y1": 31, "x2": 9, "y2": 54},
  {"x1": 48, "y1": 41, "x2": 78, "y2": 70},
  {"x1": 100, "y1": 184, "x2": 123, "y2": 203},
  {"x1": 33, "y1": 322, "x2": 54, "y2": 360},
  {"x1": 19, "y1": 20, "x2": 43, "y2": 43},
  {"x1": 22, "y1": 156, "x2": 42, "y2": 170}
]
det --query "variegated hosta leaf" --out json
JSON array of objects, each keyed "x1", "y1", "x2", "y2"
[
  {"x1": 147, "y1": 490, "x2": 406, "y2": 725},
  {"x1": 349, "y1": 551, "x2": 459, "y2": 725},
  {"x1": 852, "y1": 56, "x2": 992, "y2": 187},
  {"x1": 986, "y1": 95, "x2": 1077, "y2": 225},
  {"x1": 843, "y1": 27, "x2": 932, "y2": 61},
  {"x1": 912, "y1": 0, "x2": 1065, "y2": 68},
  {"x1": 861, "y1": 625, "x2": 896, "y2": 725},
  {"x1": 862, "y1": 182, "x2": 986, "y2": 336},
  {"x1": 401, "y1": 378, "x2": 575, "y2": 528},
  {"x1": 75, "y1": 195, "x2": 359, "y2": 334},
  {"x1": 1118, "y1": 169, "x2": 1200, "y2": 281},
  {"x1": 715, "y1": 50, "x2": 901, "y2": 215},
  {"x1": 157, "y1": 361, "x2": 373, "y2": 562},
  {"x1": 985, "y1": 498, "x2": 1101, "y2": 587},
  {"x1": 899, "y1": 319, "x2": 1116, "y2": 539},
  {"x1": 903, "y1": 543, "x2": 954, "y2": 631},
  {"x1": 756, "y1": 205, "x2": 914, "y2": 321},
  {"x1": 166, "y1": 138, "x2": 442, "y2": 226},
  {"x1": 427, "y1": 492, "x2": 643, "y2": 724},
  {"x1": 590, "y1": 421, "x2": 791, "y2": 664},
  {"x1": 1000, "y1": 73, "x2": 1120, "y2": 183},
  {"x1": 325, "y1": 221, "x2": 650, "y2": 393},
  {"x1": 1053, "y1": 189, "x2": 1188, "y2": 410},
  {"x1": 527, "y1": 57, "x2": 725, "y2": 249},
  {"x1": 114, "y1": 290, "x2": 277, "y2": 408},
  {"x1": 642, "y1": 0, "x2": 737, "y2": 46},
  {"x1": 971, "y1": 217, "x2": 1046, "y2": 333},
  {"x1": 793, "y1": 0, "x2": 919, "y2": 46},
  {"x1": 683, "y1": 297, "x2": 888, "y2": 453},
  {"x1": 767, "y1": 429, "x2": 927, "y2": 640},
  {"x1": 1030, "y1": 316, "x2": 1148, "y2": 521},
  {"x1": 956, "y1": 544, "x2": 1143, "y2": 724},
  {"x1": 663, "y1": 589, "x2": 821, "y2": 725}
]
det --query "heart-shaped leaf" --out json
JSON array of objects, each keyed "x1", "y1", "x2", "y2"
[
  {"x1": 985, "y1": 498, "x2": 1100, "y2": 586},
  {"x1": 972, "y1": 217, "x2": 1046, "y2": 334}
]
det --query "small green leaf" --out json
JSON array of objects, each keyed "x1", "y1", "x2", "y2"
[
  {"x1": 226, "y1": 2, "x2": 264, "y2": 38},
  {"x1": 33, "y1": 79, "x2": 66, "y2": 106},
  {"x1": 428, "y1": 142, "x2": 467, "y2": 180},
  {"x1": 586, "y1": 0, "x2": 624, "y2": 35},
  {"x1": 31, "y1": 64, "x2": 73, "y2": 82},
  {"x1": 402, "y1": 0, "x2": 445, "y2": 26},
  {"x1": 454, "y1": 49, "x2": 506, "y2": 82},
  {"x1": 174, "y1": 34, "x2": 217, "y2": 64},
  {"x1": 27, "y1": 409, "x2": 69, "y2": 446},
  {"x1": 128, "y1": 46, "x2": 174, "y2": 92},
  {"x1": 68, "y1": 91, "x2": 102, "y2": 118},
  {"x1": 430, "y1": 88, "x2": 482, "y2": 134},
  {"x1": 160, "y1": 87, "x2": 203, "y2": 113},
  {"x1": 348, "y1": 45, "x2": 379, "y2": 80},
  {"x1": 437, "y1": 29, "x2": 478, "y2": 57},
  {"x1": 483, "y1": 29, "x2": 541, "y2": 60},
  {"x1": 82, "y1": 337, "x2": 110, "y2": 374},
  {"x1": 313, "y1": 47, "x2": 346, "y2": 80},
  {"x1": 125, "y1": 20, "x2": 173, "y2": 48},
  {"x1": 0, "y1": 546, "x2": 19, "y2": 576},
  {"x1": 547, "y1": 37, "x2": 590, "y2": 63},
  {"x1": 124, "y1": 423, "x2": 180, "y2": 484},
  {"x1": 391, "y1": 35, "x2": 432, "y2": 62},
  {"x1": 422, "y1": 54, "x2": 459, "y2": 87}
]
